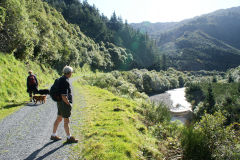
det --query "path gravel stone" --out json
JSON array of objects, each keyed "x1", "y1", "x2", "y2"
[
  {"x1": 0, "y1": 77, "x2": 83, "y2": 160},
  {"x1": 0, "y1": 97, "x2": 72, "y2": 160}
]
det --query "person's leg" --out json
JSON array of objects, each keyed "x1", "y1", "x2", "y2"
[
  {"x1": 29, "y1": 90, "x2": 33, "y2": 102},
  {"x1": 64, "y1": 117, "x2": 78, "y2": 143},
  {"x1": 63, "y1": 118, "x2": 70, "y2": 136},
  {"x1": 53, "y1": 115, "x2": 62, "y2": 134}
]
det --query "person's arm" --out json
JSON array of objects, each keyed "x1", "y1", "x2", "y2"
[
  {"x1": 59, "y1": 77, "x2": 71, "y2": 106},
  {"x1": 34, "y1": 75, "x2": 38, "y2": 86},
  {"x1": 61, "y1": 95, "x2": 71, "y2": 106}
]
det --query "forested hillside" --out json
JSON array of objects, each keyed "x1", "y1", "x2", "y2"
[
  {"x1": 131, "y1": 21, "x2": 178, "y2": 39},
  {"x1": 0, "y1": 0, "x2": 158, "y2": 71},
  {"x1": 131, "y1": 7, "x2": 240, "y2": 71},
  {"x1": 43, "y1": 0, "x2": 159, "y2": 68},
  {"x1": 1, "y1": 1, "x2": 240, "y2": 159}
]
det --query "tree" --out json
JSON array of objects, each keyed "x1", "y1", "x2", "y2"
[
  {"x1": 212, "y1": 76, "x2": 217, "y2": 83},
  {"x1": 0, "y1": 6, "x2": 6, "y2": 30},
  {"x1": 228, "y1": 74, "x2": 234, "y2": 83},
  {"x1": 161, "y1": 54, "x2": 167, "y2": 71},
  {"x1": 204, "y1": 84, "x2": 215, "y2": 114},
  {"x1": 108, "y1": 11, "x2": 121, "y2": 31}
]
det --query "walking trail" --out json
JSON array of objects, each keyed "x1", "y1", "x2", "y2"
[{"x1": 0, "y1": 78, "x2": 83, "y2": 160}]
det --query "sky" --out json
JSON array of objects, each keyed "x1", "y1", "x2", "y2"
[{"x1": 86, "y1": 0, "x2": 240, "y2": 23}]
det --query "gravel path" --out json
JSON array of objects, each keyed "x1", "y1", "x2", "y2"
[{"x1": 0, "y1": 78, "x2": 82, "y2": 160}]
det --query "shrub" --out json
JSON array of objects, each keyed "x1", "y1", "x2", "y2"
[
  {"x1": 181, "y1": 126, "x2": 210, "y2": 160},
  {"x1": 185, "y1": 83, "x2": 205, "y2": 106},
  {"x1": 182, "y1": 111, "x2": 239, "y2": 160},
  {"x1": 0, "y1": 6, "x2": 6, "y2": 30},
  {"x1": 84, "y1": 73, "x2": 147, "y2": 99},
  {"x1": 141, "y1": 102, "x2": 171, "y2": 126}
]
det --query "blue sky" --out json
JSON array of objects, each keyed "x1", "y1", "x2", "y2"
[{"x1": 86, "y1": 0, "x2": 240, "y2": 23}]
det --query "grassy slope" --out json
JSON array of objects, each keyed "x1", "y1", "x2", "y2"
[
  {"x1": 72, "y1": 82, "x2": 162, "y2": 160},
  {"x1": 0, "y1": 53, "x2": 58, "y2": 120}
]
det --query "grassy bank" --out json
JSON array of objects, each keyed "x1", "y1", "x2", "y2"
[
  {"x1": 72, "y1": 82, "x2": 162, "y2": 160},
  {"x1": 0, "y1": 53, "x2": 58, "y2": 120}
]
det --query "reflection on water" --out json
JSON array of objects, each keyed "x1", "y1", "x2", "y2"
[
  {"x1": 168, "y1": 87, "x2": 192, "y2": 123},
  {"x1": 150, "y1": 87, "x2": 193, "y2": 124},
  {"x1": 167, "y1": 88, "x2": 192, "y2": 123},
  {"x1": 167, "y1": 88, "x2": 192, "y2": 113}
]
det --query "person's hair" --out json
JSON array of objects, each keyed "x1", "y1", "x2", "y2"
[
  {"x1": 28, "y1": 70, "x2": 33, "y2": 74},
  {"x1": 63, "y1": 66, "x2": 73, "y2": 75}
]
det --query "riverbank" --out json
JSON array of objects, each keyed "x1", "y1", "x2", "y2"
[{"x1": 149, "y1": 88, "x2": 193, "y2": 123}]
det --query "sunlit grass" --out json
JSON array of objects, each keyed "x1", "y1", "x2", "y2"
[
  {"x1": 0, "y1": 53, "x2": 58, "y2": 120},
  {"x1": 71, "y1": 82, "x2": 162, "y2": 160}
]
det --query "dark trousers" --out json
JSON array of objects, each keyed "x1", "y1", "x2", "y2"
[{"x1": 28, "y1": 86, "x2": 38, "y2": 97}]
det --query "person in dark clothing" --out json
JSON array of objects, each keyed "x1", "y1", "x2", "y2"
[
  {"x1": 27, "y1": 70, "x2": 38, "y2": 102},
  {"x1": 50, "y1": 66, "x2": 78, "y2": 143}
]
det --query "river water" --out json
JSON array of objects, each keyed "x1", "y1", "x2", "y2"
[{"x1": 150, "y1": 87, "x2": 193, "y2": 123}]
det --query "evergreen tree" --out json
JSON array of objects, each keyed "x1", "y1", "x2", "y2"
[
  {"x1": 228, "y1": 74, "x2": 234, "y2": 83},
  {"x1": 43, "y1": 0, "x2": 159, "y2": 69},
  {"x1": 108, "y1": 11, "x2": 121, "y2": 31},
  {"x1": 161, "y1": 54, "x2": 167, "y2": 71},
  {"x1": 205, "y1": 84, "x2": 215, "y2": 114},
  {"x1": 212, "y1": 76, "x2": 217, "y2": 83}
]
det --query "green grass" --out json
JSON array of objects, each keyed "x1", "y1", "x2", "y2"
[
  {"x1": 71, "y1": 82, "x2": 162, "y2": 160},
  {"x1": 0, "y1": 53, "x2": 58, "y2": 120}
]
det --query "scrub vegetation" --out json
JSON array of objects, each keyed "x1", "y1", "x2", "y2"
[{"x1": 0, "y1": 0, "x2": 240, "y2": 159}]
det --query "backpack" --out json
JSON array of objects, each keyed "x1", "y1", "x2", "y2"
[
  {"x1": 28, "y1": 75, "x2": 37, "y2": 86},
  {"x1": 50, "y1": 78, "x2": 62, "y2": 102}
]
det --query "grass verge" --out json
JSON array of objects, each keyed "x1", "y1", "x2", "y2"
[
  {"x1": 0, "y1": 53, "x2": 58, "y2": 120},
  {"x1": 71, "y1": 81, "x2": 162, "y2": 160}
]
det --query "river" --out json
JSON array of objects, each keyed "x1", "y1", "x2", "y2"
[{"x1": 149, "y1": 87, "x2": 193, "y2": 123}]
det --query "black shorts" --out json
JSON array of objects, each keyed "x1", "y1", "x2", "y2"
[{"x1": 57, "y1": 101, "x2": 72, "y2": 118}]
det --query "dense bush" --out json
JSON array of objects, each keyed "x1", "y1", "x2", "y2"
[
  {"x1": 0, "y1": 6, "x2": 6, "y2": 30},
  {"x1": 83, "y1": 68, "x2": 192, "y2": 99},
  {"x1": 181, "y1": 126, "x2": 210, "y2": 160},
  {"x1": 185, "y1": 83, "x2": 205, "y2": 107},
  {"x1": 140, "y1": 102, "x2": 171, "y2": 126},
  {"x1": 121, "y1": 68, "x2": 188, "y2": 94},
  {"x1": 227, "y1": 66, "x2": 240, "y2": 82},
  {"x1": 0, "y1": 0, "x2": 132, "y2": 71},
  {"x1": 44, "y1": 0, "x2": 157, "y2": 68},
  {"x1": 181, "y1": 111, "x2": 239, "y2": 160},
  {"x1": 186, "y1": 81, "x2": 240, "y2": 124},
  {"x1": 83, "y1": 72, "x2": 147, "y2": 99}
]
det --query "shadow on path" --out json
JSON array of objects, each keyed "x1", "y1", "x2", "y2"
[
  {"x1": 26, "y1": 103, "x2": 42, "y2": 107},
  {"x1": 2, "y1": 102, "x2": 26, "y2": 109},
  {"x1": 24, "y1": 141, "x2": 69, "y2": 160}
]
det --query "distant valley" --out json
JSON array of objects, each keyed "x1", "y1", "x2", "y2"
[{"x1": 131, "y1": 6, "x2": 240, "y2": 71}]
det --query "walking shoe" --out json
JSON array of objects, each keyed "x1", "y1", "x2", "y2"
[
  {"x1": 66, "y1": 136, "x2": 78, "y2": 143},
  {"x1": 50, "y1": 135, "x2": 62, "y2": 141}
]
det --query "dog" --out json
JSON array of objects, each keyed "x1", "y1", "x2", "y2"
[
  {"x1": 38, "y1": 89, "x2": 50, "y2": 95},
  {"x1": 33, "y1": 95, "x2": 47, "y2": 104}
]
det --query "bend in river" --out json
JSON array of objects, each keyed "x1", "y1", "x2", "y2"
[{"x1": 150, "y1": 87, "x2": 193, "y2": 123}]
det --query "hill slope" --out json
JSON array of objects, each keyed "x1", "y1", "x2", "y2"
[
  {"x1": 131, "y1": 7, "x2": 240, "y2": 71},
  {"x1": 0, "y1": 0, "x2": 134, "y2": 70},
  {"x1": 0, "y1": 53, "x2": 58, "y2": 120},
  {"x1": 43, "y1": 0, "x2": 158, "y2": 68}
]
